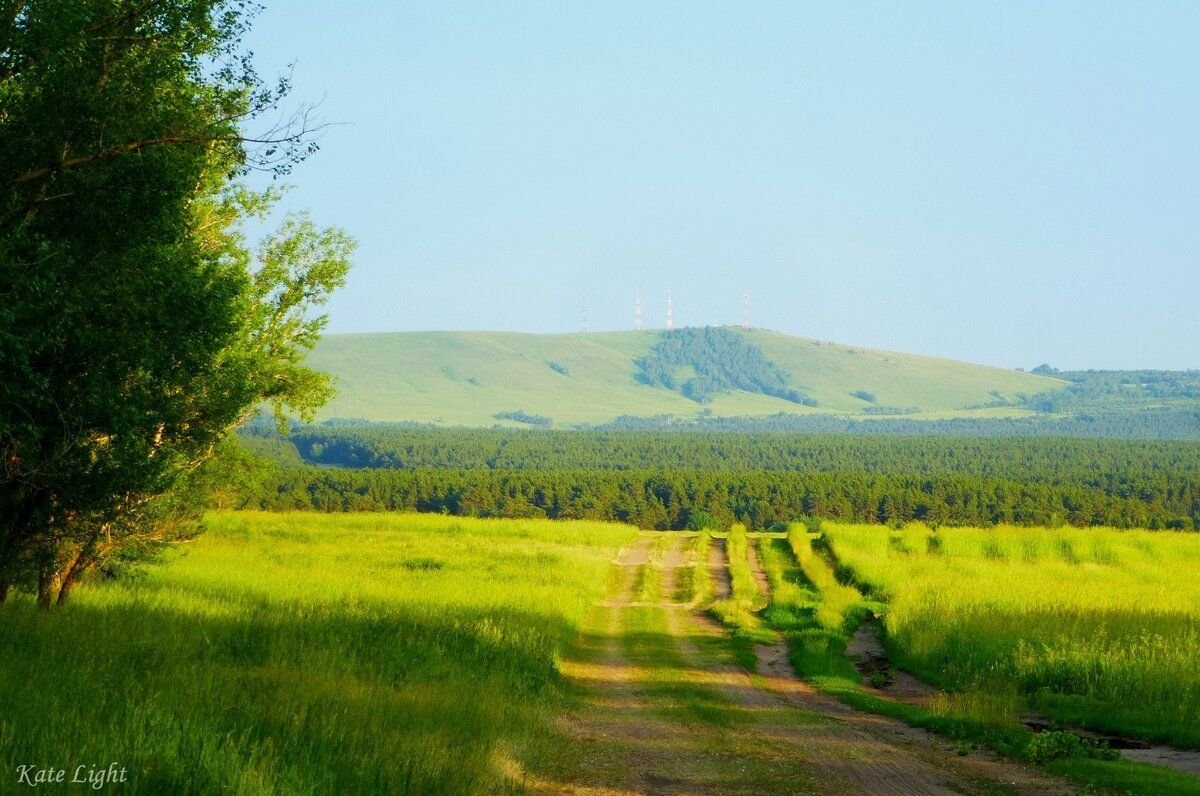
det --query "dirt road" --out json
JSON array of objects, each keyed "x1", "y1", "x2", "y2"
[{"x1": 526, "y1": 533, "x2": 1074, "y2": 795}]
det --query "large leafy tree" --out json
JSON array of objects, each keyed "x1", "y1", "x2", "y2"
[{"x1": 0, "y1": 1, "x2": 354, "y2": 606}]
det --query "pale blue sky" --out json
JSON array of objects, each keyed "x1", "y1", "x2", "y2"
[{"x1": 244, "y1": 1, "x2": 1199, "y2": 369}]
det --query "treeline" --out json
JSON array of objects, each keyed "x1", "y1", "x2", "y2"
[
  {"x1": 1025, "y1": 367, "x2": 1200, "y2": 414},
  {"x1": 594, "y1": 409, "x2": 1200, "y2": 440},
  {"x1": 233, "y1": 427, "x2": 1200, "y2": 530},
  {"x1": 261, "y1": 425, "x2": 1200, "y2": 480},
  {"x1": 227, "y1": 464, "x2": 1197, "y2": 531}
]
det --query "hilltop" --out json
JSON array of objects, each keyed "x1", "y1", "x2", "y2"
[{"x1": 304, "y1": 328, "x2": 1065, "y2": 427}]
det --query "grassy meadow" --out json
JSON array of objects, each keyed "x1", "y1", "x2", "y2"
[
  {"x1": 823, "y1": 523, "x2": 1200, "y2": 748},
  {"x1": 0, "y1": 512, "x2": 635, "y2": 793}
]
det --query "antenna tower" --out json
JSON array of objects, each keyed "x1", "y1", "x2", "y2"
[
  {"x1": 742, "y1": 292, "x2": 750, "y2": 330},
  {"x1": 635, "y1": 289, "x2": 643, "y2": 330},
  {"x1": 581, "y1": 294, "x2": 588, "y2": 333},
  {"x1": 666, "y1": 290, "x2": 675, "y2": 331}
]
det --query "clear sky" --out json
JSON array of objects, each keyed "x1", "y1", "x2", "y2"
[{"x1": 243, "y1": 1, "x2": 1199, "y2": 370}]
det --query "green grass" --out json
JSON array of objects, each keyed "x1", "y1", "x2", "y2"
[
  {"x1": 0, "y1": 511, "x2": 636, "y2": 793},
  {"x1": 757, "y1": 536, "x2": 820, "y2": 631},
  {"x1": 621, "y1": 604, "x2": 739, "y2": 728},
  {"x1": 674, "y1": 532, "x2": 710, "y2": 604},
  {"x1": 752, "y1": 525, "x2": 1200, "y2": 795},
  {"x1": 707, "y1": 526, "x2": 776, "y2": 668},
  {"x1": 304, "y1": 329, "x2": 1063, "y2": 425},
  {"x1": 823, "y1": 523, "x2": 1200, "y2": 749},
  {"x1": 786, "y1": 525, "x2": 867, "y2": 632}
]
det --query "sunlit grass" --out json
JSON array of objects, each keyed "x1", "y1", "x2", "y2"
[
  {"x1": 709, "y1": 525, "x2": 766, "y2": 631},
  {"x1": 787, "y1": 524, "x2": 864, "y2": 633},
  {"x1": 823, "y1": 522, "x2": 1200, "y2": 747},
  {"x1": 0, "y1": 511, "x2": 636, "y2": 793}
]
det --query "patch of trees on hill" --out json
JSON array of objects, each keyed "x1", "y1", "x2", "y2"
[
  {"x1": 635, "y1": 327, "x2": 816, "y2": 405},
  {"x1": 493, "y1": 410, "x2": 552, "y2": 428}
]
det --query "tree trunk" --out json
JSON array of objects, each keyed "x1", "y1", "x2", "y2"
[
  {"x1": 0, "y1": 578, "x2": 9, "y2": 605},
  {"x1": 36, "y1": 565, "x2": 54, "y2": 609},
  {"x1": 55, "y1": 547, "x2": 93, "y2": 607}
]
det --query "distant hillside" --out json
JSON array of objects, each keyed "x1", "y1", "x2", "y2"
[{"x1": 304, "y1": 328, "x2": 1066, "y2": 427}]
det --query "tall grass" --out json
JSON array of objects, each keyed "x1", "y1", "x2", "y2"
[
  {"x1": 0, "y1": 511, "x2": 636, "y2": 793},
  {"x1": 787, "y1": 524, "x2": 863, "y2": 633},
  {"x1": 823, "y1": 522, "x2": 1200, "y2": 747},
  {"x1": 757, "y1": 537, "x2": 819, "y2": 631},
  {"x1": 710, "y1": 525, "x2": 766, "y2": 629},
  {"x1": 678, "y1": 532, "x2": 713, "y2": 605}
]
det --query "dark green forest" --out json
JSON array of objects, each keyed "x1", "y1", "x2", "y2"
[{"x1": 229, "y1": 426, "x2": 1200, "y2": 530}]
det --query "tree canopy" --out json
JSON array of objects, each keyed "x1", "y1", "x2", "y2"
[{"x1": 0, "y1": 1, "x2": 353, "y2": 606}]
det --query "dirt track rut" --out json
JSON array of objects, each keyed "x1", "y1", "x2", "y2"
[{"x1": 533, "y1": 533, "x2": 1076, "y2": 795}]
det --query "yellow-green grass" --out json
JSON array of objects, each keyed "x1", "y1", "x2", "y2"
[
  {"x1": 754, "y1": 527, "x2": 1200, "y2": 794},
  {"x1": 787, "y1": 525, "x2": 865, "y2": 633},
  {"x1": 823, "y1": 522, "x2": 1200, "y2": 748},
  {"x1": 305, "y1": 329, "x2": 1064, "y2": 426},
  {"x1": 0, "y1": 511, "x2": 636, "y2": 793},
  {"x1": 757, "y1": 536, "x2": 820, "y2": 632},
  {"x1": 680, "y1": 531, "x2": 713, "y2": 605},
  {"x1": 633, "y1": 534, "x2": 673, "y2": 603},
  {"x1": 706, "y1": 527, "x2": 778, "y2": 669},
  {"x1": 709, "y1": 525, "x2": 767, "y2": 631}
]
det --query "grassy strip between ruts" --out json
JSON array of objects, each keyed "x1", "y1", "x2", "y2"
[
  {"x1": 777, "y1": 522, "x2": 1200, "y2": 796},
  {"x1": 708, "y1": 525, "x2": 775, "y2": 669}
]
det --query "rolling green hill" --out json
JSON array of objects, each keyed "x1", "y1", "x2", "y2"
[{"x1": 304, "y1": 328, "x2": 1065, "y2": 427}]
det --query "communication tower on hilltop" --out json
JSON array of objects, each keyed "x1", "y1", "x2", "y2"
[
  {"x1": 635, "y1": 289, "x2": 643, "y2": 331},
  {"x1": 743, "y1": 293, "x2": 750, "y2": 330},
  {"x1": 666, "y1": 290, "x2": 675, "y2": 331},
  {"x1": 581, "y1": 294, "x2": 588, "y2": 333}
]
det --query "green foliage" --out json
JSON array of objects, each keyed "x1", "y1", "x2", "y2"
[
  {"x1": 635, "y1": 326, "x2": 816, "y2": 405},
  {"x1": 1025, "y1": 368, "x2": 1200, "y2": 414},
  {"x1": 1027, "y1": 731, "x2": 1119, "y2": 764},
  {"x1": 238, "y1": 426, "x2": 1200, "y2": 530},
  {"x1": 0, "y1": 2, "x2": 353, "y2": 605},
  {"x1": 681, "y1": 532, "x2": 713, "y2": 605},
  {"x1": 709, "y1": 525, "x2": 766, "y2": 631},
  {"x1": 493, "y1": 410, "x2": 553, "y2": 428}
]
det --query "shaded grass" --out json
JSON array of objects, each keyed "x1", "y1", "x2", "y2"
[
  {"x1": 0, "y1": 511, "x2": 636, "y2": 793},
  {"x1": 621, "y1": 605, "x2": 739, "y2": 728}
]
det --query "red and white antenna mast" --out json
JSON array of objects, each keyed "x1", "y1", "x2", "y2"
[
  {"x1": 666, "y1": 290, "x2": 675, "y2": 331},
  {"x1": 742, "y1": 292, "x2": 750, "y2": 330},
  {"x1": 635, "y1": 288, "x2": 643, "y2": 330}
]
